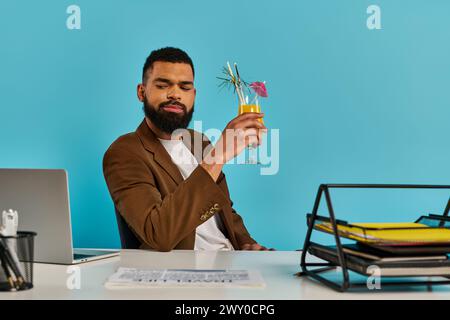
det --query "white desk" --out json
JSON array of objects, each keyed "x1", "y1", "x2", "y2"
[{"x1": 1, "y1": 250, "x2": 450, "y2": 300}]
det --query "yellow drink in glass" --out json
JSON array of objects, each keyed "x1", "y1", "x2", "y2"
[
  {"x1": 238, "y1": 102, "x2": 264, "y2": 164},
  {"x1": 238, "y1": 104, "x2": 264, "y2": 124}
]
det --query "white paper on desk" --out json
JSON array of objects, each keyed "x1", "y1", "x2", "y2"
[{"x1": 105, "y1": 268, "x2": 265, "y2": 289}]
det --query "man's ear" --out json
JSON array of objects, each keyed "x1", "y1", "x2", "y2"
[{"x1": 137, "y1": 83, "x2": 145, "y2": 102}]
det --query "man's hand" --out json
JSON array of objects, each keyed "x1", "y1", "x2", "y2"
[
  {"x1": 240, "y1": 243, "x2": 275, "y2": 251},
  {"x1": 200, "y1": 112, "x2": 267, "y2": 181}
]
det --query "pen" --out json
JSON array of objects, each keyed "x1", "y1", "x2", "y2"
[
  {"x1": 5, "y1": 238, "x2": 25, "y2": 279},
  {"x1": 0, "y1": 248, "x2": 15, "y2": 290},
  {"x1": 0, "y1": 239, "x2": 25, "y2": 289}
]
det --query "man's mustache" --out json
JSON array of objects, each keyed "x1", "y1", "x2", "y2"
[{"x1": 159, "y1": 101, "x2": 187, "y2": 112}]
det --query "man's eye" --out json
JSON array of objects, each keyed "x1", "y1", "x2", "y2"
[
  {"x1": 181, "y1": 87, "x2": 192, "y2": 91},
  {"x1": 156, "y1": 85, "x2": 168, "y2": 89}
]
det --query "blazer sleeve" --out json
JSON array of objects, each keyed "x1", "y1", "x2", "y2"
[{"x1": 103, "y1": 144, "x2": 230, "y2": 252}]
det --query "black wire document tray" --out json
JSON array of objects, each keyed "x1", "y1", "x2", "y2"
[{"x1": 299, "y1": 184, "x2": 450, "y2": 292}]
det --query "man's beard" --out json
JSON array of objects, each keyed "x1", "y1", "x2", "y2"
[{"x1": 143, "y1": 97, "x2": 194, "y2": 135}]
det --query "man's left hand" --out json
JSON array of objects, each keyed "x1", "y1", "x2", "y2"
[{"x1": 241, "y1": 243, "x2": 275, "y2": 251}]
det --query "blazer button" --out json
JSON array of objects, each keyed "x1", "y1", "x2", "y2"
[
  {"x1": 200, "y1": 214, "x2": 208, "y2": 221},
  {"x1": 213, "y1": 203, "x2": 220, "y2": 210},
  {"x1": 209, "y1": 208, "x2": 216, "y2": 215}
]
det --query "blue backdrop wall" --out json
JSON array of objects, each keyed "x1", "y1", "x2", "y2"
[{"x1": 1, "y1": 1, "x2": 449, "y2": 250}]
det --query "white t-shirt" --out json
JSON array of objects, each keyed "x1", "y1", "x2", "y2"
[{"x1": 158, "y1": 138, "x2": 234, "y2": 251}]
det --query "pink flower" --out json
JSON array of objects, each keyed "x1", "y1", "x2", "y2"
[{"x1": 249, "y1": 82, "x2": 268, "y2": 97}]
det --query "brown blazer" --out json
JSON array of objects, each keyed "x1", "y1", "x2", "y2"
[{"x1": 103, "y1": 119, "x2": 257, "y2": 251}]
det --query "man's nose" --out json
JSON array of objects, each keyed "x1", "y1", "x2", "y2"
[{"x1": 167, "y1": 86, "x2": 181, "y2": 100}]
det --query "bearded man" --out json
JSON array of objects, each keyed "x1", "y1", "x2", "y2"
[{"x1": 103, "y1": 47, "x2": 269, "y2": 252}]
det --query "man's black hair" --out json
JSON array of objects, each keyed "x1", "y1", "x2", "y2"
[{"x1": 142, "y1": 47, "x2": 194, "y2": 83}]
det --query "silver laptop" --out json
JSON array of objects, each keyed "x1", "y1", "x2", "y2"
[{"x1": 0, "y1": 169, "x2": 119, "y2": 264}]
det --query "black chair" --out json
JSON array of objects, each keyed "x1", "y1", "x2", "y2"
[{"x1": 114, "y1": 208, "x2": 141, "y2": 249}]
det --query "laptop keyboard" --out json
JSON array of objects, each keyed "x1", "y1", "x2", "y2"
[{"x1": 73, "y1": 253, "x2": 95, "y2": 260}]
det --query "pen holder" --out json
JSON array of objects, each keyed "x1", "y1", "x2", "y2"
[{"x1": 0, "y1": 231, "x2": 37, "y2": 291}]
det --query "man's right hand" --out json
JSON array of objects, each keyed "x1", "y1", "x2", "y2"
[{"x1": 200, "y1": 112, "x2": 267, "y2": 181}]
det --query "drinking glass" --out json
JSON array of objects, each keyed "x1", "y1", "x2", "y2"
[{"x1": 238, "y1": 96, "x2": 264, "y2": 164}]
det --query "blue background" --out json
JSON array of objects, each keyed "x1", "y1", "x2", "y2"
[{"x1": 1, "y1": 1, "x2": 449, "y2": 250}]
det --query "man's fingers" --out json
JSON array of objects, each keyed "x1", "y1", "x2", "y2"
[
  {"x1": 233, "y1": 119, "x2": 266, "y2": 131},
  {"x1": 240, "y1": 243, "x2": 273, "y2": 251},
  {"x1": 257, "y1": 128, "x2": 264, "y2": 146},
  {"x1": 252, "y1": 244, "x2": 266, "y2": 251},
  {"x1": 243, "y1": 128, "x2": 266, "y2": 147},
  {"x1": 229, "y1": 112, "x2": 264, "y2": 127},
  {"x1": 244, "y1": 135, "x2": 259, "y2": 148}
]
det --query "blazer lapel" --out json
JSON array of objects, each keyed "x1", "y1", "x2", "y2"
[{"x1": 136, "y1": 120, "x2": 184, "y2": 185}]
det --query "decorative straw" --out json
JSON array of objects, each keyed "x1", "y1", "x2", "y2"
[{"x1": 227, "y1": 62, "x2": 245, "y2": 105}]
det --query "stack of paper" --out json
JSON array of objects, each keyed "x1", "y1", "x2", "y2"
[
  {"x1": 310, "y1": 216, "x2": 450, "y2": 277},
  {"x1": 315, "y1": 221, "x2": 450, "y2": 246},
  {"x1": 308, "y1": 242, "x2": 450, "y2": 277},
  {"x1": 105, "y1": 268, "x2": 266, "y2": 289}
]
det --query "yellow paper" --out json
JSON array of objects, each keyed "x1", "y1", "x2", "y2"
[{"x1": 315, "y1": 222, "x2": 450, "y2": 245}]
